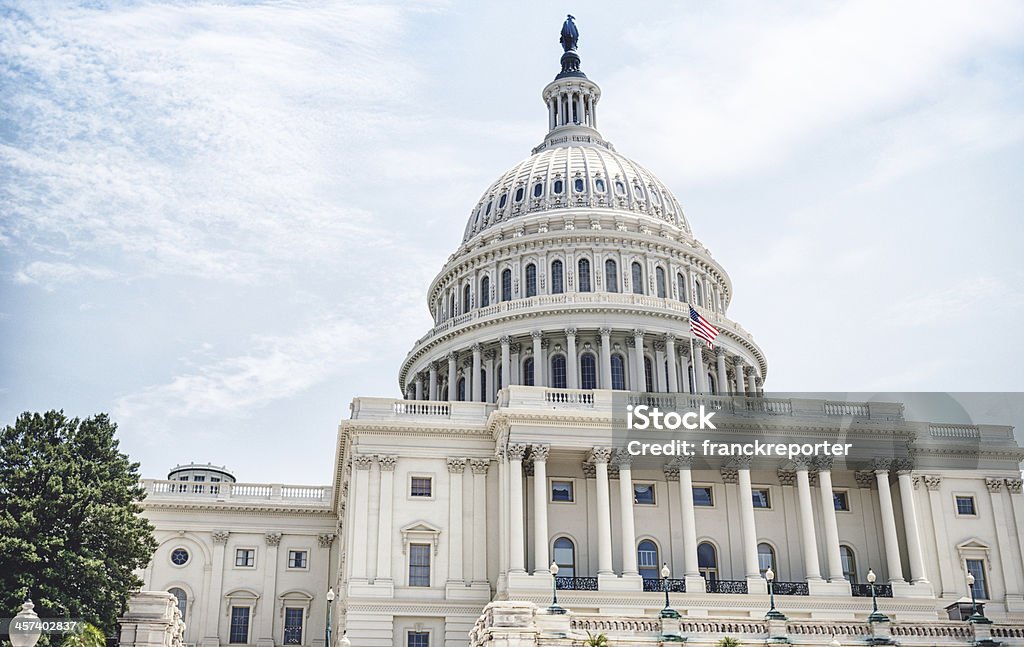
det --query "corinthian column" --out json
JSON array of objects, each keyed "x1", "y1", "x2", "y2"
[
  {"x1": 470, "y1": 459, "x2": 490, "y2": 584},
  {"x1": 896, "y1": 462, "x2": 929, "y2": 584},
  {"x1": 716, "y1": 347, "x2": 728, "y2": 395},
  {"x1": 591, "y1": 447, "x2": 614, "y2": 575},
  {"x1": 531, "y1": 331, "x2": 544, "y2": 386},
  {"x1": 665, "y1": 334, "x2": 679, "y2": 392},
  {"x1": 599, "y1": 327, "x2": 612, "y2": 388},
  {"x1": 471, "y1": 343, "x2": 482, "y2": 401},
  {"x1": 500, "y1": 336, "x2": 511, "y2": 391},
  {"x1": 874, "y1": 461, "x2": 905, "y2": 583},
  {"x1": 447, "y1": 458, "x2": 466, "y2": 583},
  {"x1": 428, "y1": 363, "x2": 438, "y2": 400},
  {"x1": 565, "y1": 328, "x2": 578, "y2": 389},
  {"x1": 692, "y1": 342, "x2": 706, "y2": 393},
  {"x1": 616, "y1": 452, "x2": 639, "y2": 576},
  {"x1": 531, "y1": 445, "x2": 550, "y2": 573},
  {"x1": 794, "y1": 458, "x2": 823, "y2": 582},
  {"x1": 816, "y1": 458, "x2": 845, "y2": 583},
  {"x1": 447, "y1": 352, "x2": 457, "y2": 400},
  {"x1": 507, "y1": 444, "x2": 527, "y2": 573},
  {"x1": 632, "y1": 329, "x2": 646, "y2": 391}
]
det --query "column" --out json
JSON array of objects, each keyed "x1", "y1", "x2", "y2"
[
  {"x1": 734, "y1": 358, "x2": 745, "y2": 395},
  {"x1": 508, "y1": 444, "x2": 527, "y2": 572},
  {"x1": 414, "y1": 376, "x2": 423, "y2": 400},
  {"x1": 716, "y1": 347, "x2": 728, "y2": 395},
  {"x1": 565, "y1": 328, "x2": 578, "y2": 389},
  {"x1": 531, "y1": 331, "x2": 544, "y2": 386},
  {"x1": 755, "y1": 376, "x2": 764, "y2": 396},
  {"x1": 986, "y1": 478, "x2": 1023, "y2": 600},
  {"x1": 485, "y1": 350, "x2": 496, "y2": 401},
  {"x1": 350, "y1": 454, "x2": 373, "y2": 581},
  {"x1": 616, "y1": 453, "x2": 639, "y2": 576},
  {"x1": 376, "y1": 456, "x2": 396, "y2": 581},
  {"x1": 692, "y1": 342, "x2": 706, "y2": 394},
  {"x1": 428, "y1": 363, "x2": 438, "y2": 400},
  {"x1": 204, "y1": 530, "x2": 229, "y2": 643},
  {"x1": 653, "y1": 342, "x2": 666, "y2": 393},
  {"x1": 591, "y1": 447, "x2": 614, "y2": 575},
  {"x1": 447, "y1": 458, "x2": 466, "y2": 583},
  {"x1": 470, "y1": 459, "x2": 490, "y2": 584},
  {"x1": 510, "y1": 343, "x2": 521, "y2": 385},
  {"x1": 746, "y1": 367, "x2": 757, "y2": 395},
  {"x1": 531, "y1": 445, "x2": 550, "y2": 573},
  {"x1": 447, "y1": 352, "x2": 457, "y2": 399},
  {"x1": 257, "y1": 532, "x2": 280, "y2": 645},
  {"x1": 737, "y1": 461, "x2": 761, "y2": 580},
  {"x1": 676, "y1": 459, "x2": 700, "y2": 578},
  {"x1": 896, "y1": 465, "x2": 929, "y2": 584},
  {"x1": 875, "y1": 463, "x2": 906, "y2": 583},
  {"x1": 816, "y1": 460, "x2": 845, "y2": 582},
  {"x1": 471, "y1": 343, "x2": 482, "y2": 402},
  {"x1": 794, "y1": 459, "x2": 823, "y2": 581},
  {"x1": 666, "y1": 334, "x2": 679, "y2": 393},
  {"x1": 924, "y1": 475, "x2": 957, "y2": 595},
  {"x1": 632, "y1": 329, "x2": 645, "y2": 391},
  {"x1": 599, "y1": 327, "x2": 612, "y2": 388},
  {"x1": 500, "y1": 336, "x2": 511, "y2": 391}
]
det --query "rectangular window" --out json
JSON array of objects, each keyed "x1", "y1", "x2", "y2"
[
  {"x1": 235, "y1": 548, "x2": 255, "y2": 567},
  {"x1": 551, "y1": 480, "x2": 574, "y2": 502},
  {"x1": 693, "y1": 486, "x2": 714, "y2": 507},
  {"x1": 408, "y1": 632, "x2": 430, "y2": 647},
  {"x1": 283, "y1": 608, "x2": 303, "y2": 645},
  {"x1": 229, "y1": 606, "x2": 250, "y2": 644},
  {"x1": 409, "y1": 543, "x2": 431, "y2": 587},
  {"x1": 956, "y1": 495, "x2": 977, "y2": 516},
  {"x1": 410, "y1": 477, "x2": 432, "y2": 498},
  {"x1": 966, "y1": 559, "x2": 988, "y2": 599},
  {"x1": 633, "y1": 483, "x2": 656, "y2": 505},
  {"x1": 752, "y1": 488, "x2": 771, "y2": 509},
  {"x1": 288, "y1": 550, "x2": 307, "y2": 569},
  {"x1": 833, "y1": 491, "x2": 850, "y2": 511}
]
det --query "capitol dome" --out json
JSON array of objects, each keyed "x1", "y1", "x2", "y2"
[{"x1": 400, "y1": 29, "x2": 766, "y2": 402}]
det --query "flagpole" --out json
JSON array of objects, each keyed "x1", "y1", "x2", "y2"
[{"x1": 687, "y1": 330, "x2": 695, "y2": 395}]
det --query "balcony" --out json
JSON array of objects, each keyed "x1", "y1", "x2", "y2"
[
  {"x1": 141, "y1": 479, "x2": 333, "y2": 508},
  {"x1": 705, "y1": 579, "x2": 748, "y2": 594},
  {"x1": 642, "y1": 578, "x2": 686, "y2": 593},
  {"x1": 771, "y1": 581, "x2": 809, "y2": 596},
  {"x1": 852, "y1": 583, "x2": 894, "y2": 598},
  {"x1": 555, "y1": 576, "x2": 598, "y2": 591}
]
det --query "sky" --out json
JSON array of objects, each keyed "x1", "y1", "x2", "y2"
[{"x1": 1, "y1": 1, "x2": 1023, "y2": 484}]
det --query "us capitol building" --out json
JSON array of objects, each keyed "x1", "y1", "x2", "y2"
[{"x1": 125, "y1": 19, "x2": 1024, "y2": 647}]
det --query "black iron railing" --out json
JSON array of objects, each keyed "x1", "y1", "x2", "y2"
[
  {"x1": 642, "y1": 578, "x2": 686, "y2": 592},
  {"x1": 706, "y1": 579, "x2": 748, "y2": 594},
  {"x1": 555, "y1": 576, "x2": 598, "y2": 591},
  {"x1": 771, "y1": 581, "x2": 809, "y2": 596},
  {"x1": 852, "y1": 583, "x2": 893, "y2": 598}
]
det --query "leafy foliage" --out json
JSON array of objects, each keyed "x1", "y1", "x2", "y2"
[
  {"x1": 62, "y1": 623, "x2": 106, "y2": 647},
  {"x1": 0, "y1": 411, "x2": 156, "y2": 635},
  {"x1": 584, "y1": 632, "x2": 609, "y2": 647},
  {"x1": 715, "y1": 638, "x2": 742, "y2": 647}
]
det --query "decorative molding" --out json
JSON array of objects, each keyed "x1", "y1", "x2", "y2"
[
  {"x1": 378, "y1": 455, "x2": 397, "y2": 471},
  {"x1": 663, "y1": 465, "x2": 680, "y2": 482},
  {"x1": 854, "y1": 471, "x2": 876, "y2": 489},
  {"x1": 447, "y1": 457, "x2": 467, "y2": 474},
  {"x1": 777, "y1": 470, "x2": 796, "y2": 487},
  {"x1": 1006, "y1": 478, "x2": 1023, "y2": 494},
  {"x1": 352, "y1": 454, "x2": 374, "y2": 470},
  {"x1": 720, "y1": 467, "x2": 739, "y2": 484},
  {"x1": 589, "y1": 447, "x2": 612, "y2": 464},
  {"x1": 317, "y1": 533, "x2": 335, "y2": 548},
  {"x1": 507, "y1": 443, "x2": 528, "y2": 461},
  {"x1": 924, "y1": 475, "x2": 942, "y2": 491},
  {"x1": 581, "y1": 462, "x2": 596, "y2": 479},
  {"x1": 264, "y1": 531, "x2": 282, "y2": 547},
  {"x1": 985, "y1": 477, "x2": 1004, "y2": 493},
  {"x1": 212, "y1": 529, "x2": 230, "y2": 544},
  {"x1": 530, "y1": 444, "x2": 550, "y2": 462},
  {"x1": 470, "y1": 458, "x2": 491, "y2": 475}
]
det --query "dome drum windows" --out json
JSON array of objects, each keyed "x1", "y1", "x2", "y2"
[
  {"x1": 525, "y1": 263, "x2": 538, "y2": 297},
  {"x1": 480, "y1": 276, "x2": 490, "y2": 308},
  {"x1": 552, "y1": 179, "x2": 564, "y2": 194},
  {"x1": 631, "y1": 262, "x2": 644, "y2": 295},
  {"x1": 501, "y1": 269, "x2": 512, "y2": 302},
  {"x1": 551, "y1": 260, "x2": 564, "y2": 294},
  {"x1": 499, "y1": 193, "x2": 508, "y2": 209},
  {"x1": 655, "y1": 267, "x2": 667, "y2": 298},
  {"x1": 614, "y1": 180, "x2": 626, "y2": 196},
  {"x1": 595, "y1": 178, "x2": 606, "y2": 193},
  {"x1": 515, "y1": 187, "x2": 525, "y2": 203},
  {"x1": 577, "y1": 259, "x2": 592, "y2": 292},
  {"x1": 573, "y1": 178, "x2": 585, "y2": 192},
  {"x1": 533, "y1": 182, "x2": 544, "y2": 198},
  {"x1": 604, "y1": 259, "x2": 618, "y2": 293}
]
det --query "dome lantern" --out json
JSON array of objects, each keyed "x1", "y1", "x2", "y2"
[{"x1": 544, "y1": 16, "x2": 601, "y2": 137}]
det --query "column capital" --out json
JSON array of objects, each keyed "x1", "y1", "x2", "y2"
[
  {"x1": 720, "y1": 467, "x2": 739, "y2": 484},
  {"x1": 599, "y1": 326, "x2": 612, "y2": 336},
  {"x1": 471, "y1": 342, "x2": 482, "y2": 353},
  {"x1": 777, "y1": 469, "x2": 796, "y2": 486},
  {"x1": 715, "y1": 346, "x2": 727, "y2": 358},
  {"x1": 755, "y1": 376, "x2": 764, "y2": 387},
  {"x1": 485, "y1": 349, "x2": 497, "y2": 361},
  {"x1": 530, "y1": 444, "x2": 550, "y2": 462},
  {"x1": 653, "y1": 340, "x2": 666, "y2": 352},
  {"x1": 732, "y1": 355, "x2": 745, "y2": 368},
  {"x1": 732, "y1": 456, "x2": 753, "y2": 470},
  {"x1": 632, "y1": 328, "x2": 646, "y2": 338},
  {"x1": 893, "y1": 457, "x2": 915, "y2": 472},
  {"x1": 531, "y1": 329, "x2": 543, "y2": 339},
  {"x1": 1006, "y1": 478, "x2": 1023, "y2": 494},
  {"x1": 378, "y1": 455, "x2": 398, "y2": 471},
  {"x1": 212, "y1": 529, "x2": 231, "y2": 544},
  {"x1": 663, "y1": 464, "x2": 680, "y2": 481},
  {"x1": 589, "y1": 446, "x2": 613, "y2": 464},
  {"x1": 317, "y1": 533, "x2": 335, "y2": 548},
  {"x1": 985, "y1": 477, "x2": 1004, "y2": 493},
  {"x1": 429, "y1": 360, "x2": 439, "y2": 371},
  {"x1": 665, "y1": 332, "x2": 677, "y2": 343},
  {"x1": 507, "y1": 443, "x2": 528, "y2": 461},
  {"x1": 923, "y1": 475, "x2": 942, "y2": 491},
  {"x1": 612, "y1": 450, "x2": 633, "y2": 469},
  {"x1": 447, "y1": 457, "x2": 467, "y2": 473},
  {"x1": 791, "y1": 456, "x2": 813, "y2": 471},
  {"x1": 264, "y1": 531, "x2": 282, "y2": 547},
  {"x1": 469, "y1": 458, "x2": 491, "y2": 475},
  {"x1": 500, "y1": 335, "x2": 512, "y2": 345},
  {"x1": 564, "y1": 327, "x2": 577, "y2": 337},
  {"x1": 815, "y1": 456, "x2": 834, "y2": 471},
  {"x1": 509, "y1": 342, "x2": 521, "y2": 354},
  {"x1": 670, "y1": 455, "x2": 694, "y2": 468},
  {"x1": 447, "y1": 351, "x2": 458, "y2": 362},
  {"x1": 871, "y1": 457, "x2": 893, "y2": 473},
  {"x1": 353, "y1": 454, "x2": 374, "y2": 470},
  {"x1": 581, "y1": 461, "x2": 597, "y2": 478},
  {"x1": 854, "y1": 470, "x2": 876, "y2": 488}
]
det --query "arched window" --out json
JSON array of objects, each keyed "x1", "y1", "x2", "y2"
[
  {"x1": 523, "y1": 358, "x2": 535, "y2": 386},
  {"x1": 757, "y1": 543, "x2": 775, "y2": 576},
  {"x1": 615, "y1": 180, "x2": 626, "y2": 195},
  {"x1": 643, "y1": 356, "x2": 654, "y2": 392},
  {"x1": 651, "y1": 189, "x2": 661, "y2": 205},
  {"x1": 550, "y1": 355, "x2": 567, "y2": 388},
  {"x1": 485, "y1": 200, "x2": 492, "y2": 215},
  {"x1": 708, "y1": 373, "x2": 717, "y2": 395},
  {"x1": 448, "y1": 294, "x2": 455, "y2": 319},
  {"x1": 655, "y1": 267, "x2": 667, "y2": 298},
  {"x1": 840, "y1": 546, "x2": 857, "y2": 584},
  {"x1": 595, "y1": 178, "x2": 606, "y2": 193},
  {"x1": 698, "y1": 542, "x2": 718, "y2": 582},
  {"x1": 676, "y1": 272, "x2": 687, "y2": 302},
  {"x1": 553, "y1": 179, "x2": 564, "y2": 194},
  {"x1": 499, "y1": 193, "x2": 508, "y2": 209},
  {"x1": 501, "y1": 269, "x2": 512, "y2": 302},
  {"x1": 168, "y1": 588, "x2": 187, "y2": 623},
  {"x1": 525, "y1": 263, "x2": 537, "y2": 297},
  {"x1": 480, "y1": 369, "x2": 487, "y2": 402},
  {"x1": 463, "y1": 284, "x2": 471, "y2": 313},
  {"x1": 551, "y1": 260, "x2": 564, "y2": 294},
  {"x1": 578, "y1": 259, "x2": 592, "y2": 292},
  {"x1": 553, "y1": 537, "x2": 576, "y2": 578},
  {"x1": 611, "y1": 354, "x2": 626, "y2": 390},
  {"x1": 515, "y1": 187, "x2": 524, "y2": 202},
  {"x1": 604, "y1": 259, "x2": 618, "y2": 292},
  {"x1": 480, "y1": 276, "x2": 490, "y2": 307},
  {"x1": 580, "y1": 354, "x2": 597, "y2": 389},
  {"x1": 533, "y1": 182, "x2": 543, "y2": 198},
  {"x1": 457, "y1": 377, "x2": 466, "y2": 401},
  {"x1": 574, "y1": 178, "x2": 585, "y2": 192},
  {"x1": 633, "y1": 184, "x2": 645, "y2": 199},
  {"x1": 631, "y1": 262, "x2": 644, "y2": 295},
  {"x1": 637, "y1": 539, "x2": 659, "y2": 581},
  {"x1": 694, "y1": 280, "x2": 703, "y2": 306}
]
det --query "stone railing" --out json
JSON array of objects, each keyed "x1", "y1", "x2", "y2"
[
  {"x1": 119, "y1": 591, "x2": 185, "y2": 647},
  {"x1": 350, "y1": 397, "x2": 494, "y2": 423},
  {"x1": 930, "y1": 424, "x2": 981, "y2": 439},
  {"x1": 142, "y1": 479, "x2": 332, "y2": 506}
]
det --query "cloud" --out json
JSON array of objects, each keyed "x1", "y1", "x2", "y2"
[{"x1": 12, "y1": 260, "x2": 118, "y2": 289}]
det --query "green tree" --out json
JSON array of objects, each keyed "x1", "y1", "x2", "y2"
[
  {"x1": 584, "y1": 632, "x2": 609, "y2": 647},
  {"x1": 715, "y1": 638, "x2": 742, "y2": 647},
  {"x1": 0, "y1": 411, "x2": 156, "y2": 636}
]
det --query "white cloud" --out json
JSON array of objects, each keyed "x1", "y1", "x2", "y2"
[{"x1": 13, "y1": 260, "x2": 118, "y2": 289}]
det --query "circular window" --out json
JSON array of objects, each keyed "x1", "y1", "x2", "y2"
[{"x1": 171, "y1": 548, "x2": 190, "y2": 566}]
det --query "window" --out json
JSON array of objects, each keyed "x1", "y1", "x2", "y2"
[
  {"x1": 501, "y1": 269, "x2": 512, "y2": 301},
  {"x1": 480, "y1": 276, "x2": 490, "y2": 307},
  {"x1": 515, "y1": 187, "x2": 524, "y2": 202},
  {"x1": 525, "y1": 263, "x2": 537, "y2": 297},
  {"x1": 448, "y1": 294, "x2": 455, "y2": 320},
  {"x1": 553, "y1": 179, "x2": 564, "y2": 194},
  {"x1": 966, "y1": 559, "x2": 988, "y2": 599},
  {"x1": 595, "y1": 178, "x2": 606, "y2": 193},
  {"x1": 283, "y1": 608, "x2": 303, "y2": 645},
  {"x1": 551, "y1": 481, "x2": 574, "y2": 502},
  {"x1": 840, "y1": 545, "x2": 857, "y2": 584},
  {"x1": 523, "y1": 357, "x2": 535, "y2": 386},
  {"x1": 580, "y1": 354, "x2": 597, "y2": 389},
  {"x1": 655, "y1": 267, "x2": 667, "y2": 298},
  {"x1": 631, "y1": 262, "x2": 644, "y2": 295},
  {"x1": 611, "y1": 354, "x2": 626, "y2": 390},
  {"x1": 408, "y1": 632, "x2": 430, "y2": 647},
  {"x1": 551, "y1": 260, "x2": 564, "y2": 294},
  {"x1": 485, "y1": 200, "x2": 492, "y2": 216},
  {"x1": 574, "y1": 178, "x2": 584, "y2": 192},
  {"x1": 235, "y1": 549, "x2": 255, "y2": 568},
  {"x1": 409, "y1": 543, "x2": 431, "y2": 587},
  {"x1": 615, "y1": 180, "x2": 626, "y2": 195},
  {"x1": 499, "y1": 193, "x2": 508, "y2": 209},
  {"x1": 533, "y1": 182, "x2": 543, "y2": 198},
  {"x1": 170, "y1": 548, "x2": 189, "y2": 566},
  {"x1": 694, "y1": 280, "x2": 703, "y2": 306},
  {"x1": 698, "y1": 542, "x2": 718, "y2": 582},
  {"x1": 956, "y1": 495, "x2": 977, "y2": 516},
  {"x1": 693, "y1": 486, "x2": 713, "y2": 507},
  {"x1": 758, "y1": 543, "x2": 775, "y2": 576},
  {"x1": 833, "y1": 491, "x2": 850, "y2": 511},
  {"x1": 288, "y1": 550, "x2": 307, "y2": 569},
  {"x1": 633, "y1": 483, "x2": 656, "y2": 505},
  {"x1": 168, "y1": 588, "x2": 187, "y2": 623},
  {"x1": 633, "y1": 184, "x2": 645, "y2": 199},
  {"x1": 752, "y1": 489, "x2": 771, "y2": 509},
  {"x1": 462, "y1": 284, "x2": 471, "y2": 313},
  {"x1": 550, "y1": 355, "x2": 567, "y2": 388},
  {"x1": 643, "y1": 356, "x2": 654, "y2": 393},
  {"x1": 553, "y1": 537, "x2": 576, "y2": 577},
  {"x1": 604, "y1": 259, "x2": 618, "y2": 292},
  {"x1": 637, "y1": 539, "x2": 659, "y2": 580},
  {"x1": 676, "y1": 272, "x2": 687, "y2": 302},
  {"x1": 578, "y1": 258, "x2": 591, "y2": 292},
  {"x1": 229, "y1": 606, "x2": 250, "y2": 644},
  {"x1": 496, "y1": 363, "x2": 503, "y2": 391},
  {"x1": 651, "y1": 189, "x2": 661, "y2": 205},
  {"x1": 411, "y1": 477, "x2": 433, "y2": 498},
  {"x1": 456, "y1": 377, "x2": 465, "y2": 401},
  {"x1": 480, "y1": 369, "x2": 486, "y2": 402}
]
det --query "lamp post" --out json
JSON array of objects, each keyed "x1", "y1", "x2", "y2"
[
  {"x1": 548, "y1": 561, "x2": 566, "y2": 614},
  {"x1": 866, "y1": 569, "x2": 888, "y2": 623},
  {"x1": 325, "y1": 588, "x2": 335, "y2": 647},
  {"x1": 9, "y1": 600, "x2": 42, "y2": 647},
  {"x1": 660, "y1": 563, "x2": 679, "y2": 619},
  {"x1": 966, "y1": 571, "x2": 991, "y2": 624},
  {"x1": 764, "y1": 567, "x2": 786, "y2": 621}
]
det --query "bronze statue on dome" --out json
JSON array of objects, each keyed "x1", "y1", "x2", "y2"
[{"x1": 560, "y1": 15, "x2": 579, "y2": 52}]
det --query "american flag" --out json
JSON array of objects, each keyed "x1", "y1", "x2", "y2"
[{"x1": 689, "y1": 305, "x2": 720, "y2": 348}]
